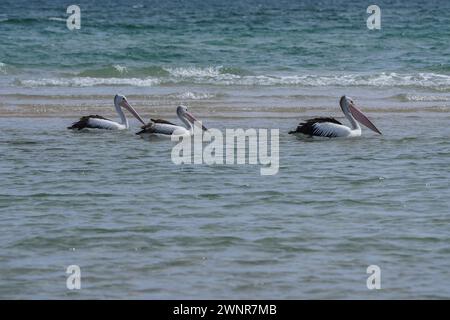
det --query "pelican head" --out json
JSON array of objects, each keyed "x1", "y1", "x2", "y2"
[
  {"x1": 176, "y1": 105, "x2": 207, "y2": 131},
  {"x1": 340, "y1": 95, "x2": 382, "y2": 135},
  {"x1": 114, "y1": 94, "x2": 146, "y2": 125}
]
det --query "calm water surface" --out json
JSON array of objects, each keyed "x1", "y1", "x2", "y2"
[
  {"x1": 1, "y1": 113, "x2": 449, "y2": 299},
  {"x1": 1, "y1": 0, "x2": 450, "y2": 299}
]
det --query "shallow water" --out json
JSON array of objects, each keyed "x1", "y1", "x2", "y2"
[
  {"x1": 1, "y1": 0, "x2": 450, "y2": 299},
  {"x1": 1, "y1": 113, "x2": 449, "y2": 299}
]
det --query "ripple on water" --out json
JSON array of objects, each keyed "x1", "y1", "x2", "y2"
[{"x1": 1, "y1": 114, "x2": 450, "y2": 299}]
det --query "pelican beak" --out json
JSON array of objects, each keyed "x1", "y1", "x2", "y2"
[
  {"x1": 122, "y1": 100, "x2": 146, "y2": 125},
  {"x1": 349, "y1": 103, "x2": 382, "y2": 135},
  {"x1": 185, "y1": 111, "x2": 208, "y2": 131}
]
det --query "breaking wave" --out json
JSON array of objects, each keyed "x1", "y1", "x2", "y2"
[
  {"x1": 0, "y1": 62, "x2": 7, "y2": 74},
  {"x1": 14, "y1": 66, "x2": 450, "y2": 90},
  {"x1": 18, "y1": 77, "x2": 160, "y2": 87},
  {"x1": 174, "y1": 91, "x2": 218, "y2": 100},
  {"x1": 391, "y1": 94, "x2": 450, "y2": 102},
  {"x1": 48, "y1": 17, "x2": 66, "y2": 22}
]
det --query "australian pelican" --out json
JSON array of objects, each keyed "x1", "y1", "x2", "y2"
[
  {"x1": 136, "y1": 105, "x2": 207, "y2": 138},
  {"x1": 68, "y1": 94, "x2": 146, "y2": 130},
  {"x1": 289, "y1": 96, "x2": 382, "y2": 138}
]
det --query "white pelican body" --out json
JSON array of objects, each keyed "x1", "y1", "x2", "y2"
[
  {"x1": 289, "y1": 96, "x2": 382, "y2": 138},
  {"x1": 137, "y1": 105, "x2": 207, "y2": 138},
  {"x1": 68, "y1": 94, "x2": 145, "y2": 130}
]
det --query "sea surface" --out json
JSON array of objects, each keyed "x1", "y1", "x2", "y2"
[{"x1": 0, "y1": 0, "x2": 449, "y2": 299}]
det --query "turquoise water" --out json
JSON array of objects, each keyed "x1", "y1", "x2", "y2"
[
  {"x1": 1, "y1": 0, "x2": 450, "y2": 84},
  {"x1": 1, "y1": 0, "x2": 450, "y2": 299}
]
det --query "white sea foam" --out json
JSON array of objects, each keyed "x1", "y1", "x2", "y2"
[
  {"x1": 165, "y1": 66, "x2": 230, "y2": 78},
  {"x1": 195, "y1": 72, "x2": 450, "y2": 88},
  {"x1": 402, "y1": 94, "x2": 450, "y2": 102},
  {"x1": 15, "y1": 70, "x2": 450, "y2": 89},
  {"x1": 19, "y1": 77, "x2": 160, "y2": 87},
  {"x1": 176, "y1": 91, "x2": 216, "y2": 100},
  {"x1": 162, "y1": 69, "x2": 450, "y2": 88},
  {"x1": 48, "y1": 17, "x2": 66, "y2": 22},
  {"x1": 0, "y1": 62, "x2": 7, "y2": 74},
  {"x1": 113, "y1": 64, "x2": 128, "y2": 74}
]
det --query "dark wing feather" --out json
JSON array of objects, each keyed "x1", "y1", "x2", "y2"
[
  {"x1": 67, "y1": 115, "x2": 112, "y2": 130},
  {"x1": 150, "y1": 118, "x2": 176, "y2": 125},
  {"x1": 136, "y1": 118, "x2": 177, "y2": 135},
  {"x1": 289, "y1": 117, "x2": 342, "y2": 137},
  {"x1": 136, "y1": 122, "x2": 156, "y2": 135}
]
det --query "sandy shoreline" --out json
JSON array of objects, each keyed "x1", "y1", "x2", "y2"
[
  {"x1": 2, "y1": 89, "x2": 450, "y2": 119},
  {"x1": 1, "y1": 101, "x2": 449, "y2": 119}
]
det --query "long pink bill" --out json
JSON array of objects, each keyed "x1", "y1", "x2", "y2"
[
  {"x1": 186, "y1": 112, "x2": 208, "y2": 131},
  {"x1": 349, "y1": 105, "x2": 382, "y2": 135},
  {"x1": 123, "y1": 101, "x2": 146, "y2": 125}
]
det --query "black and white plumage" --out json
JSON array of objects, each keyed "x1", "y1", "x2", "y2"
[
  {"x1": 149, "y1": 118, "x2": 176, "y2": 126},
  {"x1": 68, "y1": 115, "x2": 113, "y2": 130},
  {"x1": 137, "y1": 105, "x2": 207, "y2": 138},
  {"x1": 289, "y1": 117, "x2": 345, "y2": 138},
  {"x1": 289, "y1": 96, "x2": 382, "y2": 138},
  {"x1": 68, "y1": 94, "x2": 146, "y2": 130}
]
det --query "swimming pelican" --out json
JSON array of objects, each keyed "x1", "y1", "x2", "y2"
[
  {"x1": 136, "y1": 105, "x2": 207, "y2": 138},
  {"x1": 68, "y1": 94, "x2": 146, "y2": 130},
  {"x1": 289, "y1": 96, "x2": 382, "y2": 137}
]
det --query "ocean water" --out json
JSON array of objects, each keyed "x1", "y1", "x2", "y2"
[{"x1": 0, "y1": 0, "x2": 450, "y2": 299}]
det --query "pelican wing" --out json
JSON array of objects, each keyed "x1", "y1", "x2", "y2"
[
  {"x1": 289, "y1": 117, "x2": 350, "y2": 138},
  {"x1": 68, "y1": 115, "x2": 118, "y2": 130},
  {"x1": 136, "y1": 122, "x2": 186, "y2": 136},
  {"x1": 150, "y1": 118, "x2": 177, "y2": 126}
]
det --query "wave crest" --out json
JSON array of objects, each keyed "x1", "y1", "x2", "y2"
[
  {"x1": 391, "y1": 94, "x2": 450, "y2": 102},
  {"x1": 0, "y1": 62, "x2": 8, "y2": 74},
  {"x1": 15, "y1": 68, "x2": 450, "y2": 90},
  {"x1": 175, "y1": 91, "x2": 217, "y2": 100},
  {"x1": 18, "y1": 77, "x2": 160, "y2": 87}
]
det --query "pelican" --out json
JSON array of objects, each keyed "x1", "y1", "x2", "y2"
[
  {"x1": 68, "y1": 94, "x2": 146, "y2": 130},
  {"x1": 289, "y1": 96, "x2": 382, "y2": 138},
  {"x1": 136, "y1": 105, "x2": 207, "y2": 138}
]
